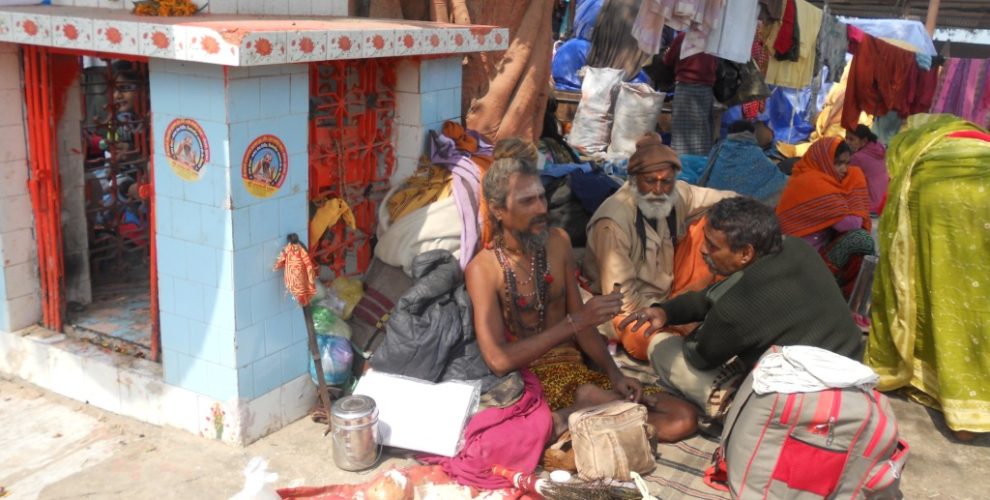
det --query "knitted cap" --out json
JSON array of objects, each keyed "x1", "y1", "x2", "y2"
[{"x1": 627, "y1": 133, "x2": 681, "y2": 175}]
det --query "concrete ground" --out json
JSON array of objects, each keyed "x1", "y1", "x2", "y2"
[{"x1": 1, "y1": 374, "x2": 987, "y2": 500}]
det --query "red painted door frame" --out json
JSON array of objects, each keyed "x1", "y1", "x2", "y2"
[{"x1": 21, "y1": 46, "x2": 161, "y2": 361}]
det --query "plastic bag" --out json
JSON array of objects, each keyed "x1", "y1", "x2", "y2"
[
  {"x1": 229, "y1": 457, "x2": 279, "y2": 500},
  {"x1": 608, "y1": 83, "x2": 664, "y2": 156},
  {"x1": 313, "y1": 301, "x2": 353, "y2": 340},
  {"x1": 310, "y1": 335, "x2": 353, "y2": 386},
  {"x1": 567, "y1": 67, "x2": 624, "y2": 155},
  {"x1": 330, "y1": 277, "x2": 363, "y2": 320}
]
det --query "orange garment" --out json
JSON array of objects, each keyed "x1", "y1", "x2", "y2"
[
  {"x1": 776, "y1": 137, "x2": 871, "y2": 238},
  {"x1": 842, "y1": 35, "x2": 918, "y2": 131},
  {"x1": 274, "y1": 242, "x2": 318, "y2": 306},
  {"x1": 613, "y1": 216, "x2": 719, "y2": 360}
]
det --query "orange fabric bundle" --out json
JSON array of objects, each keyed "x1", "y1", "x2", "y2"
[{"x1": 776, "y1": 137, "x2": 871, "y2": 237}]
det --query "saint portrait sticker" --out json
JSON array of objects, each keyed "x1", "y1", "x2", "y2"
[
  {"x1": 163, "y1": 118, "x2": 209, "y2": 181},
  {"x1": 241, "y1": 134, "x2": 288, "y2": 198}
]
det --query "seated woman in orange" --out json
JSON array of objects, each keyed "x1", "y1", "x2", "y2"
[{"x1": 776, "y1": 137, "x2": 874, "y2": 297}]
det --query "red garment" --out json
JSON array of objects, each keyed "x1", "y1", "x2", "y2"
[
  {"x1": 910, "y1": 65, "x2": 940, "y2": 114},
  {"x1": 419, "y1": 370, "x2": 553, "y2": 489},
  {"x1": 842, "y1": 35, "x2": 918, "y2": 131},
  {"x1": 773, "y1": 0, "x2": 796, "y2": 57},
  {"x1": 846, "y1": 24, "x2": 866, "y2": 54},
  {"x1": 663, "y1": 32, "x2": 717, "y2": 86}
]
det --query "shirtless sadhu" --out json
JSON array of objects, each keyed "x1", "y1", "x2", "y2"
[{"x1": 465, "y1": 141, "x2": 699, "y2": 442}]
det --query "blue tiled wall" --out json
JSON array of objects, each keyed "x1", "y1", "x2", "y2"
[
  {"x1": 226, "y1": 65, "x2": 309, "y2": 400},
  {"x1": 152, "y1": 60, "x2": 310, "y2": 402}
]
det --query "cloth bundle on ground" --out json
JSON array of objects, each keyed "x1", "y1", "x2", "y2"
[
  {"x1": 867, "y1": 114, "x2": 990, "y2": 434},
  {"x1": 376, "y1": 124, "x2": 491, "y2": 274},
  {"x1": 697, "y1": 132, "x2": 788, "y2": 207},
  {"x1": 276, "y1": 464, "x2": 532, "y2": 499},
  {"x1": 370, "y1": 250, "x2": 510, "y2": 395}
]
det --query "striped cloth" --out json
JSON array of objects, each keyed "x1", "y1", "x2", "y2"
[
  {"x1": 671, "y1": 82, "x2": 715, "y2": 156},
  {"x1": 776, "y1": 137, "x2": 872, "y2": 238}
]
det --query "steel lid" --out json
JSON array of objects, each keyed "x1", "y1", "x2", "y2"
[{"x1": 331, "y1": 395, "x2": 376, "y2": 420}]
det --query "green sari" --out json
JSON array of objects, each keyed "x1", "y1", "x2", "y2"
[{"x1": 867, "y1": 114, "x2": 990, "y2": 433}]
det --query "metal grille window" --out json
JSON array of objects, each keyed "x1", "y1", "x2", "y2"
[
  {"x1": 80, "y1": 59, "x2": 152, "y2": 274},
  {"x1": 308, "y1": 59, "x2": 397, "y2": 276}
]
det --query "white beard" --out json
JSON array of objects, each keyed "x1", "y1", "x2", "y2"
[{"x1": 634, "y1": 186, "x2": 678, "y2": 221}]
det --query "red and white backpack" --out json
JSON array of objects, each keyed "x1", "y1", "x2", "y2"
[{"x1": 707, "y1": 347, "x2": 909, "y2": 499}]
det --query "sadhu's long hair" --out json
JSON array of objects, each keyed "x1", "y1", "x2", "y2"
[{"x1": 480, "y1": 138, "x2": 540, "y2": 246}]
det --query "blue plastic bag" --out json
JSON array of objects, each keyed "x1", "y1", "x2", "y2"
[{"x1": 309, "y1": 335, "x2": 353, "y2": 386}]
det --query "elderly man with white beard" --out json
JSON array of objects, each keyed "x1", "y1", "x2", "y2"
[{"x1": 583, "y1": 133, "x2": 735, "y2": 360}]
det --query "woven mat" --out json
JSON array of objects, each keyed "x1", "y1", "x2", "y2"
[{"x1": 641, "y1": 433, "x2": 731, "y2": 500}]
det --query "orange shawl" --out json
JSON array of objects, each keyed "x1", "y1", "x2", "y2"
[{"x1": 776, "y1": 137, "x2": 871, "y2": 237}]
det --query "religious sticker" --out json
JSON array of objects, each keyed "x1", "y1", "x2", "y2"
[
  {"x1": 241, "y1": 134, "x2": 288, "y2": 198},
  {"x1": 163, "y1": 118, "x2": 209, "y2": 181}
]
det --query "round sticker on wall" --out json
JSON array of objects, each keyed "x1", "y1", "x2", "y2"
[
  {"x1": 241, "y1": 134, "x2": 288, "y2": 198},
  {"x1": 163, "y1": 118, "x2": 209, "y2": 181}
]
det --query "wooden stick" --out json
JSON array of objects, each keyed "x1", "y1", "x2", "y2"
[{"x1": 305, "y1": 304, "x2": 334, "y2": 436}]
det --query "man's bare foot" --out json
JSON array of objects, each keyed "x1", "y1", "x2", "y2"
[{"x1": 953, "y1": 430, "x2": 980, "y2": 442}]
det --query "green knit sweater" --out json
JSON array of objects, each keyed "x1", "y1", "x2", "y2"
[{"x1": 658, "y1": 237, "x2": 864, "y2": 370}]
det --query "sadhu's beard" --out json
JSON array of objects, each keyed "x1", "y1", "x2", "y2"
[
  {"x1": 510, "y1": 215, "x2": 551, "y2": 254},
  {"x1": 634, "y1": 186, "x2": 679, "y2": 221}
]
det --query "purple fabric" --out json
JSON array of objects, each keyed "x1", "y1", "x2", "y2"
[
  {"x1": 833, "y1": 215, "x2": 863, "y2": 233},
  {"x1": 418, "y1": 370, "x2": 553, "y2": 489},
  {"x1": 429, "y1": 131, "x2": 484, "y2": 269},
  {"x1": 850, "y1": 142, "x2": 888, "y2": 215},
  {"x1": 932, "y1": 58, "x2": 990, "y2": 125}
]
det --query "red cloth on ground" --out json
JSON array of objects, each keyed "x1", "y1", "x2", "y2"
[
  {"x1": 773, "y1": 0, "x2": 796, "y2": 57},
  {"x1": 418, "y1": 370, "x2": 553, "y2": 489},
  {"x1": 842, "y1": 35, "x2": 918, "y2": 131}
]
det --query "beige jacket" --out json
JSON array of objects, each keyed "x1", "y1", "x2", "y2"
[{"x1": 584, "y1": 181, "x2": 736, "y2": 312}]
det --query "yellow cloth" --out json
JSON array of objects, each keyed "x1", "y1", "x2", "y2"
[
  {"x1": 528, "y1": 346, "x2": 662, "y2": 411},
  {"x1": 385, "y1": 164, "x2": 453, "y2": 225},
  {"x1": 866, "y1": 114, "x2": 990, "y2": 433},
  {"x1": 584, "y1": 182, "x2": 736, "y2": 312},
  {"x1": 309, "y1": 198, "x2": 356, "y2": 252},
  {"x1": 763, "y1": 0, "x2": 823, "y2": 90}
]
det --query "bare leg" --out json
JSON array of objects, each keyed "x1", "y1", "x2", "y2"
[
  {"x1": 642, "y1": 392, "x2": 699, "y2": 442},
  {"x1": 551, "y1": 384, "x2": 624, "y2": 439}
]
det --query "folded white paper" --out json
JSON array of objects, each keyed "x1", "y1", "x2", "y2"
[{"x1": 353, "y1": 371, "x2": 479, "y2": 457}]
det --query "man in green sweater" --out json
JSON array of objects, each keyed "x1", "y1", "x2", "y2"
[{"x1": 620, "y1": 196, "x2": 863, "y2": 418}]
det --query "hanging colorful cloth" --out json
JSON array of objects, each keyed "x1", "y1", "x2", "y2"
[
  {"x1": 308, "y1": 198, "x2": 356, "y2": 254},
  {"x1": 274, "y1": 240, "x2": 318, "y2": 306}
]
